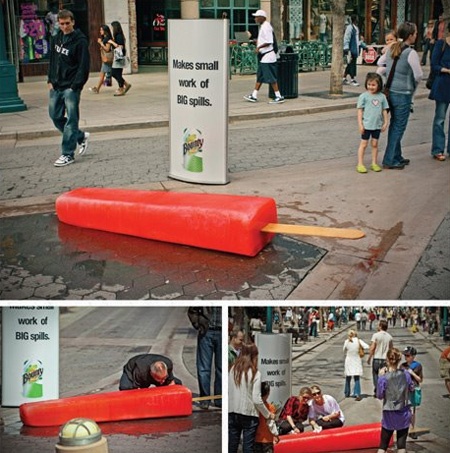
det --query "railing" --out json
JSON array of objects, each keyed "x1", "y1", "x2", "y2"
[{"x1": 229, "y1": 41, "x2": 332, "y2": 75}]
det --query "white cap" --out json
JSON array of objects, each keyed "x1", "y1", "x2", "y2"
[{"x1": 252, "y1": 10, "x2": 267, "y2": 18}]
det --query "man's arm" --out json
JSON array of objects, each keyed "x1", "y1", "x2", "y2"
[{"x1": 367, "y1": 340, "x2": 376, "y2": 365}]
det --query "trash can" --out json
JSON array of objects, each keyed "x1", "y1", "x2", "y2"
[
  {"x1": 269, "y1": 50, "x2": 299, "y2": 99},
  {"x1": 444, "y1": 325, "x2": 450, "y2": 342}
]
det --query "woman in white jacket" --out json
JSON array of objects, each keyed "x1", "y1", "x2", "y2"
[
  {"x1": 343, "y1": 329, "x2": 369, "y2": 401},
  {"x1": 229, "y1": 343, "x2": 275, "y2": 453}
]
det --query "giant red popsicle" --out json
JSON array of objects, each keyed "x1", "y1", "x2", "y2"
[
  {"x1": 20, "y1": 385, "x2": 192, "y2": 427},
  {"x1": 55, "y1": 188, "x2": 364, "y2": 257},
  {"x1": 274, "y1": 422, "x2": 392, "y2": 453}
]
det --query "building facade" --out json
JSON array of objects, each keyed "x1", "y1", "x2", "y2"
[{"x1": 1, "y1": 0, "x2": 443, "y2": 78}]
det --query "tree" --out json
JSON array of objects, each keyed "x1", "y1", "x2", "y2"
[
  {"x1": 443, "y1": 0, "x2": 450, "y2": 28},
  {"x1": 329, "y1": 0, "x2": 347, "y2": 95}
]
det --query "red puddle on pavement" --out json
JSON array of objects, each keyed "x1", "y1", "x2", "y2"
[{"x1": 20, "y1": 416, "x2": 193, "y2": 437}]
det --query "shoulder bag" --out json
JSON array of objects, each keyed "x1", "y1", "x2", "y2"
[
  {"x1": 101, "y1": 47, "x2": 113, "y2": 65},
  {"x1": 358, "y1": 340, "x2": 365, "y2": 358},
  {"x1": 383, "y1": 47, "x2": 405, "y2": 102}
]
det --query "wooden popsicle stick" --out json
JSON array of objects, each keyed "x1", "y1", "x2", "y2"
[
  {"x1": 192, "y1": 395, "x2": 222, "y2": 402},
  {"x1": 261, "y1": 223, "x2": 365, "y2": 239}
]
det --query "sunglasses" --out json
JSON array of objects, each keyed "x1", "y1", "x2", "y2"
[
  {"x1": 312, "y1": 391, "x2": 321, "y2": 396},
  {"x1": 404, "y1": 354, "x2": 411, "y2": 357},
  {"x1": 302, "y1": 395, "x2": 311, "y2": 401}
]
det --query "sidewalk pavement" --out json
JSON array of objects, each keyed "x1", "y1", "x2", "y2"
[{"x1": 0, "y1": 65, "x2": 449, "y2": 300}]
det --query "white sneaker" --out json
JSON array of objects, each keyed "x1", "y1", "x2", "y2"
[
  {"x1": 243, "y1": 94, "x2": 258, "y2": 103},
  {"x1": 269, "y1": 96, "x2": 285, "y2": 104},
  {"x1": 350, "y1": 79, "x2": 360, "y2": 87},
  {"x1": 54, "y1": 155, "x2": 75, "y2": 167},
  {"x1": 78, "y1": 132, "x2": 90, "y2": 155},
  {"x1": 342, "y1": 78, "x2": 350, "y2": 85}
]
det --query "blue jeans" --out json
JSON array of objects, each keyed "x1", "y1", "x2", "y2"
[
  {"x1": 48, "y1": 88, "x2": 85, "y2": 157},
  {"x1": 382, "y1": 92, "x2": 413, "y2": 166},
  {"x1": 197, "y1": 329, "x2": 222, "y2": 407},
  {"x1": 344, "y1": 375, "x2": 361, "y2": 397},
  {"x1": 431, "y1": 101, "x2": 450, "y2": 155},
  {"x1": 228, "y1": 413, "x2": 259, "y2": 453},
  {"x1": 372, "y1": 358, "x2": 386, "y2": 394}
]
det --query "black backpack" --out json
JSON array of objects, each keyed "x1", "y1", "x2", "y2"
[{"x1": 272, "y1": 31, "x2": 279, "y2": 54}]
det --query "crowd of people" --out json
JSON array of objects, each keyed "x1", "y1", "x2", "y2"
[
  {"x1": 228, "y1": 305, "x2": 450, "y2": 453},
  {"x1": 228, "y1": 340, "x2": 346, "y2": 453},
  {"x1": 227, "y1": 333, "x2": 424, "y2": 453}
]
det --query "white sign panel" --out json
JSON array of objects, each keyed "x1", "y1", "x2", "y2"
[
  {"x1": 169, "y1": 19, "x2": 229, "y2": 184},
  {"x1": 255, "y1": 333, "x2": 292, "y2": 410},
  {"x1": 2, "y1": 307, "x2": 59, "y2": 406}
]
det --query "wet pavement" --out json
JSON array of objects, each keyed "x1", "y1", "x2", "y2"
[
  {"x1": 1, "y1": 410, "x2": 221, "y2": 453},
  {"x1": 0, "y1": 212, "x2": 325, "y2": 300},
  {"x1": 0, "y1": 65, "x2": 449, "y2": 300}
]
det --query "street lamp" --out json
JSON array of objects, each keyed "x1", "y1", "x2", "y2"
[{"x1": 0, "y1": 1, "x2": 26, "y2": 113}]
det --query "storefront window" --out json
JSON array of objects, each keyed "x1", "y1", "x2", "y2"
[
  {"x1": 200, "y1": 0, "x2": 259, "y2": 39},
  {"x1": 16, "y1": 0, "x2": 88, "y2": 64},
  {"x1": 136, "y1": 0, "x2": 180, "y2": 44}
]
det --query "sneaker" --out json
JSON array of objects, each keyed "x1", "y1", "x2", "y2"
[
  {"x1": 78, "y1": 132, "x2": 90, "y2": 155},
  {"x1": 370, "y1": 163, "x2": 382, "y2": 172},
  {"x1": 54, "y1": 155, "x2": 74, "y2": 167},
  {"x1": 356, "y1": 165, "x2": 368, "y2": 173},
  {"x1": 123, "y1": 82, "x2": 132, "y2": 94},
  {"x1": 243, "y1": 94, "x2": 258, "y2": 103},
  {"x1": 350, "y1": 79, "x2": 360, "y2": 87},
  {"x1": 269, "y1": 96, "x2": 285, "y2": 104},
  {"x1": 342, "y1": 78, "x2": 350, "y2": 85}
]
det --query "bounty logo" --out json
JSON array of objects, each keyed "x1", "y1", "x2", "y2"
[
  {"x1": 22, "y1": 359, "x2": 44, "y2": 398},
  {"x1": 182, "y1": 128, "x2": 204, "y2": 172}
]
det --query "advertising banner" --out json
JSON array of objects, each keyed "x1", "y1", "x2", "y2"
[
  {"x1": 255, "y1": 333, "x2": 292, "y2": 411},
  {"x1": 168, "y1": 19, "x2": 229, "y2": 184},
  {"x1": 2, "y1": 307, "x2": 59, "y2": 406}
]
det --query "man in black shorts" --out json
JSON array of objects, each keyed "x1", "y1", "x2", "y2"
[{"x1": 243, "y1": 10, "x2": 285, "y2": 104}]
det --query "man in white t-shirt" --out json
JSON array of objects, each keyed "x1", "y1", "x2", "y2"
[
  {"x1": 367, "y1": 320, "x2": 393, "y2": 396},
  {"x1": 243, "y1": 10, "x2": 285, "y2": 104}
]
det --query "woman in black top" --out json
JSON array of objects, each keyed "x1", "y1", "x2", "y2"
[
  {"x1": 108, "y1": 21, "x2": 132, "y2": 96},
  {"x1": 89, "y1": 24, "x2": 113, "y2": 93}
]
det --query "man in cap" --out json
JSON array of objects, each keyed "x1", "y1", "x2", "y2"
[
  {"x1": 244, "y1": 10, "x2": 285, "y2": 104},
  {"x1": 119, "y1": 353, "x2": 182, "y2": 390}
]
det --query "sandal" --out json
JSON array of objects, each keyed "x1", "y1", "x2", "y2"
[
  {"x1": 89, "y1": 87, "x2": 99, "y2": 94},
  {"x1": 114, "y1": 88, "x2": 125, "y2": 96},
  {"x1": 433, "y1": 154, "x2": 446, "y2": 161}
]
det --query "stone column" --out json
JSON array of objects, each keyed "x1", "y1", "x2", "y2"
[
  {"x1": 181, "y1": 0, "x2": 199, "y2": 19},
  {"x1": 0, "y1": 2, "x2": 26, "y2": 113}
]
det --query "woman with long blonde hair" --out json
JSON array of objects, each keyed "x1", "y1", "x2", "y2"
[
  {"x1": 228, "y1": 343, "x2": 275, "y2": 453},
  {"x1": 343, "y1": 329, "x2": 369, "y2": 400}
]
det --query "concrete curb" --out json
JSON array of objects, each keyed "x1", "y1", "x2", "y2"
[{"x1": 0, "y1": 90, "x2": 429, "y2": 142}]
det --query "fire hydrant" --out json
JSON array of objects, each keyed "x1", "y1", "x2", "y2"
[{"x1": 55, "y1": 418, "x2": 108, "y2": 453}]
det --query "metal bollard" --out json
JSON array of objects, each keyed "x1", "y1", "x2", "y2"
[{"x1": 55, "y1": 418, "x2": 108, "y2": 453}]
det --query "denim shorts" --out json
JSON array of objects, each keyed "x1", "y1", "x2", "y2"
[
  {"x1": 257, "y1": 62, "x2": 278, "y2": 84},
  {"x1": 361, "y1": 129, "x2": 381, "y2": 140}
]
